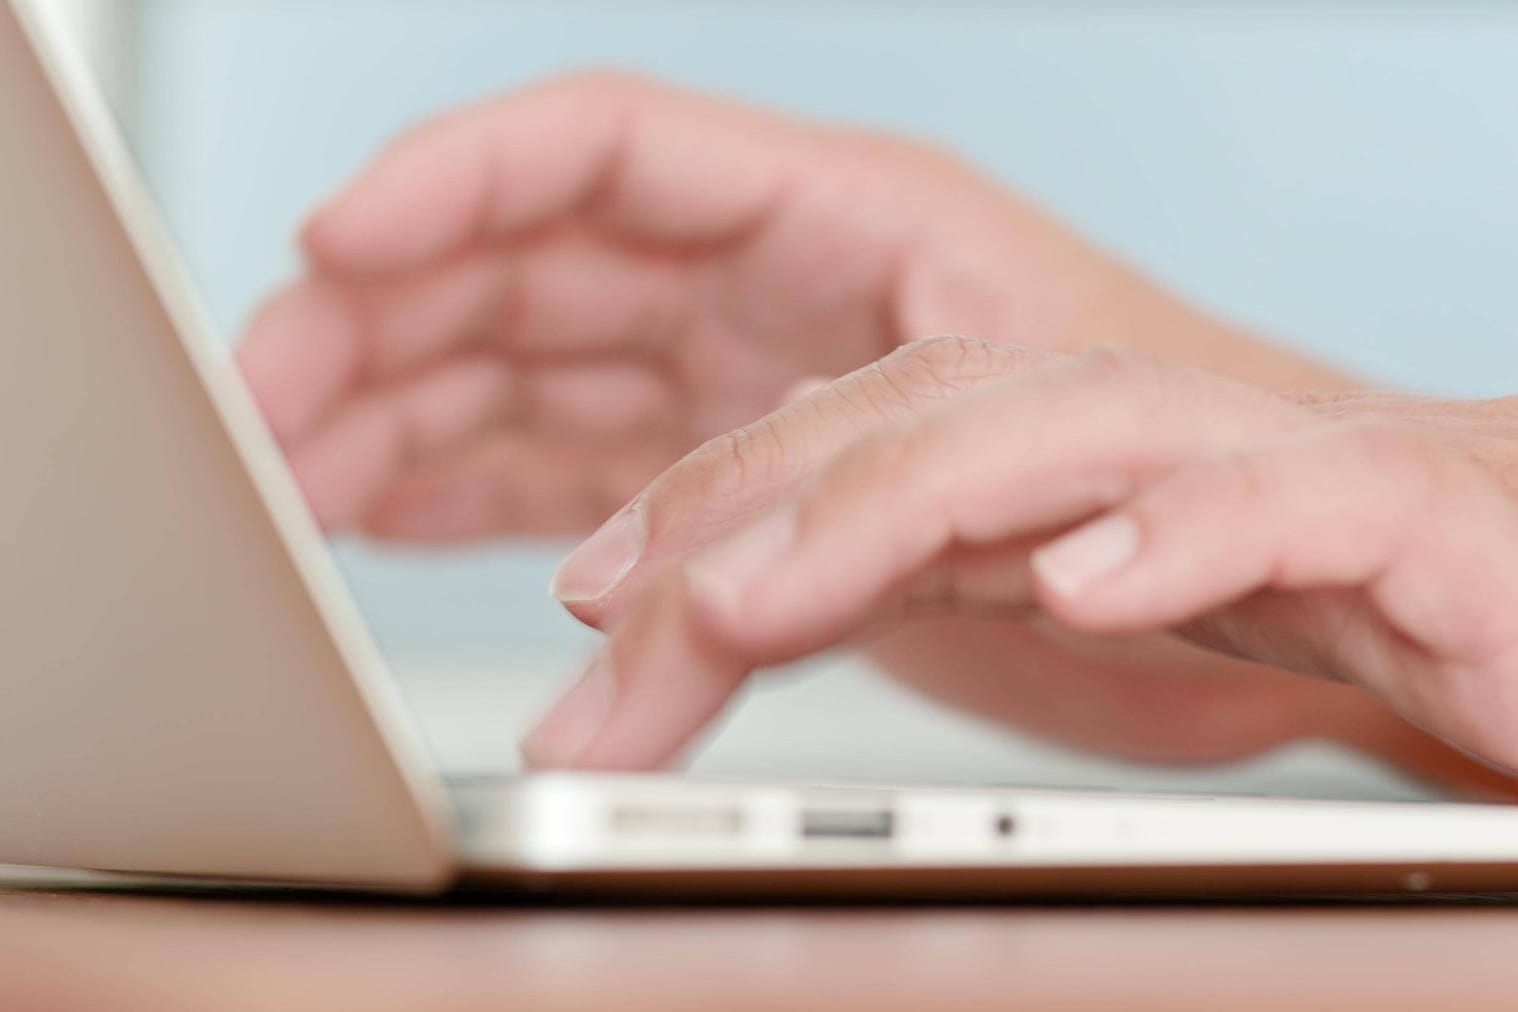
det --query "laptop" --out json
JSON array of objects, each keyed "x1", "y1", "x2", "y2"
[{"x1": 6, "y1": 0, "x2": 1518, "y2": 900}]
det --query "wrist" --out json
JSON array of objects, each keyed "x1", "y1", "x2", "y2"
[
  {"x1": 1112, "y1": 293, "x2": 1355, "y2": 392},
  {"x1": 1042, "y1": 229, "x2": 1355, "y2": 392}
]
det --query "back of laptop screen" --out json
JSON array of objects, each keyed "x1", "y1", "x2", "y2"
[{"x1": 0, "y1": 1, "x2": 451, "y2": 889}]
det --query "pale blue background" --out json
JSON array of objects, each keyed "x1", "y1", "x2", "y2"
[{"x1": 99, "y1": 2, "x2": 1518, "y2": 792}]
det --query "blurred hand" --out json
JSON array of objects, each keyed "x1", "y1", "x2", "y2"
[
  {"x1": 527, "y1": 338, "x2": 1518, "y2": 790},
  {"x1": 238, "y1": 72, "x2": 1317, "y2": 540}
]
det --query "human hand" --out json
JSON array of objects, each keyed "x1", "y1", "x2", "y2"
[
  {"x1": 526, "y1": 337, "x2": 1518, "y2": 785},
  {"x1": 237, "y1": 72, "x2": 1316, "y2": 541}
]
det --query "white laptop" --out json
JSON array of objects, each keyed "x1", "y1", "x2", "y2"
[{"x1": 5, "y1": 0, "x2": 1518, "y2": 900}]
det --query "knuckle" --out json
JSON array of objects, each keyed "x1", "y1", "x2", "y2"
[
  {"x1": 900, "y1": 333, "x2": 988, "y2": 366},
  {"x1": 821, "y1": 363, "x2": 910, "y2": 421},
  {"x1": 827, "y1": 129, "x2": 998, "y2": 215},
  {"x1": 1059, "y1": 348, "x2": 1251, "y2": 431},
  {"x1": 1067, "y1": 345, "x2": 1169, "y2": 387},
  {"x1": 887, "y1": 335, "x2": 1036, "y2": 393},
  {"x1": 1205, "y1": 452, "x2": 1276, "y2": 515},
  {"x1": 1331, "y1": 421, "x2": 1444, "y2": 495}
]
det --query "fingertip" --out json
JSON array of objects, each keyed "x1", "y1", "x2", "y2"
[
  {"x1": 1029, "y1": 514, "x2": 1163, "y2": 634},
  {"x1": 1029, "y1": 574, "x2": 1116, "y2": 634},
  {"x1": 556, "y1": 596, "x2": 610, "y2": 632},
  {"x1": 298, "y1": 139, "x2": 482, "y2": 277},
  {"x1": 561, "y1": 573, "x2": 757, "y2": 772},
  {"x1": 520, "y1": 653, "x2": 619, "y2": 770},
  {"x1": 299, "y1": 194, "x2": 448, "y2": 278},
  {"x1": 1030, "y1": 514, "x2": 1141, "y2": 603},
  {"x1": 297, "y1": 168, "x2": 392, "y2": 272},
  {"x1": 238, "y1": 282, "x2": 362, "y2": 444},
  {"x1": 297, "y1": 208, "x2": 347, "y2": 272},
  {"x1": 552, "y1": 507, "x2": 647, "y2": 607}
]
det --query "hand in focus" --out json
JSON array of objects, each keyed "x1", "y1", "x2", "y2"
[
  {"x1": 237, "y1": 72, "x2": 1297, "y2": 541},
  {"x1": 527, "y1": 337, "x2": 1518, "y2": 788}
]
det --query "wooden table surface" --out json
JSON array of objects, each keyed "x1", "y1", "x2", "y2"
[{"x1": 4, "y1": 888, "x2": 1518, "y2": 1011}]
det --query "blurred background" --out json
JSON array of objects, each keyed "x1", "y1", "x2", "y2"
[{"x1": 46, "y1": 0, "x2": 1518, "y2": 797}]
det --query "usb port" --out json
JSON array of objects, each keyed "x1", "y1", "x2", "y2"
[{"x1": 800, "y1": 808, "x2": 895, "y2": 840}]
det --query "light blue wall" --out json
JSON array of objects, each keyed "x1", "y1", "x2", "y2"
[{"x1": 129, "y1": 0, "x2": 1518, "y2": 661}]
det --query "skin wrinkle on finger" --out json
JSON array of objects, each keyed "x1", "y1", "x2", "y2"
[{"x1": 702, "y1": 342, "x2": 1008, "y2": 514}]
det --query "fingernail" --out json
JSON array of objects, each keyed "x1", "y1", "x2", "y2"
[
  {"x1": 521, "y1": 654, "x2": 618, "y2": 769},
  {"x1": 1032, "y1": 514, "x2": 1141, "y2": 599},
  {"x1": 552, "y1": 507, "x2": 646, "y2": 604},
  {"x1": 686, "y1": 509, "x2": 797, "y2": 620}
]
